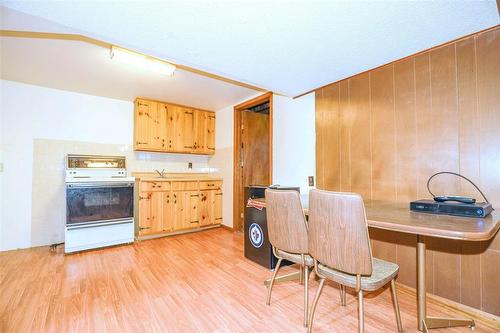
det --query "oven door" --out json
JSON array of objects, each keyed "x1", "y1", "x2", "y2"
[{"x1": 66, "y1": 181, "x2": 134, "y2": 226}]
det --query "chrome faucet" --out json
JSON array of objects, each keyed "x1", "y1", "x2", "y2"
[{"x1": 155, "y1": 169, "x2": 167, "y2": 178}]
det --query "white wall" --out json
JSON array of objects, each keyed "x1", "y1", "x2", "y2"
[
  {"x1": 210, "y1": 93, "x2": 315, "y2": 228},
  {"x1": 0, "y1": 80, "x2": 210, "y2": 251},
  {"x1": 273, "y1": 94, "x2": 315, "y2": 193}
]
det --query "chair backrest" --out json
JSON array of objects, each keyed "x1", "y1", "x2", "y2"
[
  {"x1": 308, "y1": 189, "x2": 373, "y2": 275},
  {"x1": 265, "y1": 189, "x2": 308, "y2": 254}
]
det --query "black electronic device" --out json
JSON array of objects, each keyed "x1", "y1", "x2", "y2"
[
  {"x1": 410, "y1": 171, "x2": 493, "y2": 218},
  {"x1": 410, "y1": 199, "x2": 492, "y2": 218}
]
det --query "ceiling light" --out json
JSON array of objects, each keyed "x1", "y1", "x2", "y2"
[{"x1": 110, "y1": 46, "x2": 176, "y2": 76}]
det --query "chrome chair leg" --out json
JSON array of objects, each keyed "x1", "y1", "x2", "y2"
[
  {"x1": 310, "y1": 269, "x2": 316, "y2": 281},
  {"x1": 358, "y1": 289, "x2": 364, "y2": 333},
  {"x1": 299, "y1": 265, "x2": 304, "y2": 285},
  {"x1": 304, "y1": 265, "x2": 309, "y2": 327},
  {"x1": 390, "y1": 279, "x2": 403, "y2": 332},
  {"x1": 307, "y1": 278, "x2": 325, "y2": 333},
  {"x1": 266, "y1": 258, "x2": 283, "y2": 305},
  {"x1": 339, "y1": 285, "x2": 347, "y2": 306}
]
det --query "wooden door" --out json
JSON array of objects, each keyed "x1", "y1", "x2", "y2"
[
  {"x1": 214, "y1": 190, "x2": 223, "y2": 224},
  {"x1": 162, "y1": 192, "x2": 173, "y2": 232},
  {"x1": 182, "y1": 109, "x2": 195, "y2": 152},
  {"x1": 241, "y1": 110, "x2": 270, "y2": 187},
  {"x1": 180, "y1": 191, "x2": 199, "y2": 229},
  {"x1": 138, "y1": 191, "x2": 163, "y2": 235},
  {"x1": 194, "y1": 110, "x2": 208, "y2": 153},
  {"x1": 207, "y1": 113, "x2": 216, "y2": 153},
  {"x1": 171, "y1": 191, "x2": 185, "y2": 231},
  {"x1": 152, "y1": 102, "x2": 167, "y2": 151},
  {"x1": 233, "y1": 107, "x2": 271, "y2": 231},
  {"x1": 198, "y1": 190, "x2": 214, "y2": 226},
  {"x1": 135, "y1": 99, "x2": 162, "y2": 150},
  {"x1": 164, "y1": 103, "x2": 173, "y2": 150},
  {"x1": 188, "y1": 191, "x2": 199, "y2": 226}
]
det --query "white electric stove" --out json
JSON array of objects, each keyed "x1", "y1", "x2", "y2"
[{"x1": 65, "y1": 154, "x2": 135, "y2": 253}]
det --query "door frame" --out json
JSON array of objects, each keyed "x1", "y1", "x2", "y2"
[{"x1": 233, "y1": 92, "x2": 273, "y2": 232}]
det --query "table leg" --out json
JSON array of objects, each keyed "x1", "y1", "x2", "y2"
[
  {"x1": 417, "y1": 235, "x2": 427, "y2": 331},
  {"x1": 416, "y1": 235, "x2": 475, "y2": 331}
]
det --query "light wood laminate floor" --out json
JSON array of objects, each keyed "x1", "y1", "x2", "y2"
[{"x1": 0, "y1": 228, "x2": 496, "y2": 332}]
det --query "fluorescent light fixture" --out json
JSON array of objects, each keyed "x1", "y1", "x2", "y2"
[{"x1": 110, "y1": 46, "x2": 176, "y2": 76}]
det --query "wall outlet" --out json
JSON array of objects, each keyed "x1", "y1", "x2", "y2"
[
  {"x1": 188, "y1": 162, "x2": 193, "y2": 169},
  {"x1": 308, "y1": 176, "x2": 314, "y2": 187},
  {"x1": 0, "y1": 162, "x2": 3, "y2": 172}
]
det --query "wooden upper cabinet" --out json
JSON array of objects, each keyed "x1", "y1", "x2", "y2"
[
  {"x1": 182, "y1": 109, "x2": 195, "y2": 151},
  {"x1": 207, "y1": 113, "x2": 216, "y2": 152},
  {"x1": 134, "y1": 99, "x2": 164, "y2": 150},
  {"x1": 194, "y1": 111, "x2": 207, "y2": 153},
  {"x1": 134, "y1": 98, "x2": 215, "y2": 155}
]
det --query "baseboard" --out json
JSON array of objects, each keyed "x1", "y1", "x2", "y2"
[
  {"x1": 396, "y1": 283, "x2": 500, "y2": 330},
  {"x1": 220, "y1": 224, "x2": 234, "y2": 232},
  {"x1": 136, "y1": 224, "x2": 221, "y2": 241}
]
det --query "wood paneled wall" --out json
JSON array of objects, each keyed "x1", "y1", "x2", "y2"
[{"x1": 315, "y1": 26, "x2": 500, "y2": 316}]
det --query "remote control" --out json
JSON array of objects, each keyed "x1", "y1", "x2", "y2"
[{"x1": 433, "y1": 196, "x2": 476, "y2": 204}]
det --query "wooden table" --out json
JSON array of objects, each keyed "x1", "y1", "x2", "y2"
[{"x1": 263, "y1": 199, "x2": 500, "y2": 332}]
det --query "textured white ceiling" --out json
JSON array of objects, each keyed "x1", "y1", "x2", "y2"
[{"x1": 2, "y1": 1, "x2": 499, "y2": 97}]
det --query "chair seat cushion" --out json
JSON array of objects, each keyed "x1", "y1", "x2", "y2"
[
  {"x1": 317, "y1": 258, "x2": 399, "y2": 291},
  {"x1": 275, "y1": 249, "x2": 314, "y2": 266}
]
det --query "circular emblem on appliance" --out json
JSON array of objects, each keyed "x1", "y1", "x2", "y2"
[{"x1": 249, "y1": 223, "x2": 264, "y2": 248}]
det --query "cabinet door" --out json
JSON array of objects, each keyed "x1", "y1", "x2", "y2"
[
  {"x1": 152, "y1": 102, "x2": 167, "y2": 151},
  {"x1": 182, "y1": 109, "x2": 195, "y2": 152},
  {"x1": 186, "y1": 191, "x2": 199, "y2": 228},
  {"x1": 162, "y1": 192, "x2": 173, "y2": 232},
  {"x1": 207, "y1": 113, "x2": 215, "y2": 153},
  {"x1": 214, "y1": 190, "x2": 223, "y2": 224},
  {"x1": 194, "y1": 110, "x2": 208, "y2": 153},
  {"x1": 165, "y1": 104, "x2": 186, "y2": 152},
  {"x1": 135, "y1": 99, "x2": 157, "y2": 150},
  {"x1": 138, "y1": 191, "x2": 163, "y2": 235},
  {"x1": 171, "y1": 191, "x2": 185, "y2": 231},
  {"x1": 199, "y1": 190, "x2": 215, "y2": 226}
]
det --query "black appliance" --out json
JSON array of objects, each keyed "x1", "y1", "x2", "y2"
[
  {"x1": 410, "y1": 200, "x2": 492, "y2": 218},
  {"x1": 410, "y1": 171, "x2": 493, "y2": 218},
  {"x1": 244, "y1": 185, "x2": 300, "y2": 269}
]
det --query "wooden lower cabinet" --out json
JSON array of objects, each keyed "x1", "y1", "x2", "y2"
[
  {"x1": 137, "y1": 180, "x2": 222, "y2": 238},
  {"x1": 199, "y1": 189, "x2": 223, "y2": 226},
  {"x1": 198, "y1": 190, "x2": 212, "y2": 227},
  {"x1": 215, "y1": 190, "x2": 223, "y2": 223},
  {"x1": 170, "y1": 190, "x2": 200, "y2": 231},
  {"x1": 138, "y1": 191, "x2": 164, "y2": 236}
]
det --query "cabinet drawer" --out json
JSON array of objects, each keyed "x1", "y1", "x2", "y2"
[
  {"x1": 171, "y1": 181, "x2": 198, "y2": 191},
  {"x1": 140, "y1": 181, "x2": 170, "y2": 192},
  {"x1": 199, "y1": 181, "x2": 222, "y2": 190}
]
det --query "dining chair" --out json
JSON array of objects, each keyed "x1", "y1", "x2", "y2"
[
  {"x1": 265, "y1": 189, "x2": 313, "y2": 327},
  {"x1": 307, "y1": 189, "x2": 403, "y2": 333}
]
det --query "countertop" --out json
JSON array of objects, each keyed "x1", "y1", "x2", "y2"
[{"x1": 132, "y1": 172, "x2": 223, "y2": 182}]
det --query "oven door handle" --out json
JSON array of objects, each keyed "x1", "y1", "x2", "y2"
[
  {"x1": 66, "y1": 219, "x2": 134, "y2": 230},
  {"x1": 66, "y1": 182, "x2": 134, "y2": 189}
]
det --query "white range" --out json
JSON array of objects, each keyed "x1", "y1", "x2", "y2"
[{"x1": 65, "y1": 155, "x2": 135, "y2": 253}]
